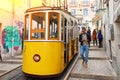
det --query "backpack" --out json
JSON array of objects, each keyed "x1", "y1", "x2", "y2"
[{"x1": 98, "y1": 33, "x2": 103, "y2": 39}]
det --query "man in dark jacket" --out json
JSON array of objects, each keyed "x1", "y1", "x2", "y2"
[
  {"x1": 98, "y1": 30, "x2": 103, "y2": 48},
  {"x1": 87, "y1": 28, "x2": 91, "y2": 47},
  {"x1": 79, "y1": 27, "x2": 91, "y2": 67}
]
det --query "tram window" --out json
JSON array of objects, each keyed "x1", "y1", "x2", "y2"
[
  {"x1": 32, "y1": 14, "x2": 45, "y2": 29},
  {"x1": 65, "y1": 19, "x2": 67, "y2": 26},
  {"x1": 48, "y1": 12, "x2": 59, "y2": 40},
  {"x1": 25, "y1": 15, "x2": 29, "y2": 40},
  {"x1": 70, "y1": 29, "x2": 73, "y2": 39},
  {"x1": 71, "y1": 20, "x2": 73, "y2": 26},
  {"x1": 61, "y1": 16, "x2": 65, "y2": 41},
  {"x1": 31, "y1": 12, "x2": 46, "y2": 40}
]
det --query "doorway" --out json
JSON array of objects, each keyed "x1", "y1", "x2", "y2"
[{"x1": 109, "y1": 40, "x2": 112, "y2": 60}]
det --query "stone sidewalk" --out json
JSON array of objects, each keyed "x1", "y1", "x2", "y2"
[
  {"x1": 0, "y1": 54, "x2": 22, "y2": 78},
  {"x1": 69, "y1": 46, "x2": 117, "y2": 80}
]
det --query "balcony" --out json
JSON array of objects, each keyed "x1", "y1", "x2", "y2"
[
  {"x1": 81, "y1": 1, "x2": 90, "y2": 7},
  {"x1": 68, "y1": 2, "x2": 78, "y2": 7},
  {"x1": 82, "y1": 1, "x2": 90, "y2": 4},
  {"x1": 113, "y1": 0, "x2": 120, "y2": 22},
  {"x1": 113, "y1": 0, "x2": 120, "y2": 12}
]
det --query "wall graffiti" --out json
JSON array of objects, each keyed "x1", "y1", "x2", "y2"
[
  {"x1": 2, "y1": 26, "x2": 22, "y2": 53},
  {"x1": 14, "y1": 20, "x2": 24, "y2": 29}
]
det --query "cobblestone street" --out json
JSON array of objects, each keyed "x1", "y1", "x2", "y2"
[{"x1": 69, "y1": 46, "x2": 117, "y2": 80}]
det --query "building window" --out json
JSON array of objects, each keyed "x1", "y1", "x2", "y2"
[
  {"x1": 83, "y1": 8, "x2": 88, "y2": 16},
  {"x1": 71, "y1": 0, "x2": 76, "y2": 4},
  {"x1": 82, "y1": 0, "x2": 89, "y2": 3},
  {"x1": 71, "y1": 9, "x2": 76, "y2": 16}
]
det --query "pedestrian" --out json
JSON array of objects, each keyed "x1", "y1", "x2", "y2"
[
  {"x1": 0, "y1": 46, "x2": 2, "y2": 61},
  {"x1": 79, "y1": 27, "x2": 91, "y2": 67},
  {"x1": 98, "y1": 30, "x2": 103, "y2": 48},
  {"x1": 92, "y1": 29, "x2": 97, "y2": 46},
  {"x1": 87, "y1": 27, "x2": 91, "y2": 47}
]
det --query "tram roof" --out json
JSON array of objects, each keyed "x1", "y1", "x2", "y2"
[
  {"x1": 25, "y1": 6, "x2": 78, "y2": 20},
  {"x1": 26, "y1": 6, "x2": 67, "y2": 13}
]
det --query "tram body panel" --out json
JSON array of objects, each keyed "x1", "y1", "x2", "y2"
[{"x1": 22, "y1": 41, "x2": 64, "y2": 75}]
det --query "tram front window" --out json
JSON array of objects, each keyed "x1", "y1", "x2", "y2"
[
  {"x1": 31, "y1": 13, "x2": 46, "y2": 40},
  {"x1": 48, "y1": 12, "x2": 59, "y2": 40},
  {"x1": 25, "y1": 15, "x2": 29, "y2": 40}
]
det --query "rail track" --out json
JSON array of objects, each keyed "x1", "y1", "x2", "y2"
[{"x1": 5, "y1": 54, "x2": 79, "y2": 80}]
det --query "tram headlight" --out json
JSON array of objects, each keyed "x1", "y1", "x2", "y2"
[{"x1": 33, "y1": 54, "x2": 41, "y2": 62}]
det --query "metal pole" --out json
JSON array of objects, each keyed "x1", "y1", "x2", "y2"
[
  {"x1": 29, "y1": 0, "x2": 31, "y2": 8},
  {"x1": 12, "y1": 0, "x2": 14, "y2": 25},
  {"x1": 12, "y1": 0, "x2": 15, "y2": 56},
  {"x1": 57, "y1": 0, "x2": 58, "y2": 7},
  {"x1": 64, "y1": 0, "x2": 65, "y2": 10},
  {"x1": 64, "y1": 0, "x2": 67, "y2": 10},
  {"x1": 59, "y1": 0, "x2": 61, "y2": 7}
]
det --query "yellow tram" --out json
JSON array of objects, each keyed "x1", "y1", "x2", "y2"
[{"x1": 22, "y1": 6, "x2": 79, "y2": 77}]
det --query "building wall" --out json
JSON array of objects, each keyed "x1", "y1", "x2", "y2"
[
  {"x1": 0, "y1": 0, "x2": 25, "y2": 28},
  {"x1": 112, "y1": 0, "x2": 120, "y2": 79},
  {"x1": 94, "y1": 0, "x2": 120, "y2": 79},
  {"x1": 0, "y1": 1, "x2": 13, "y2": 26},
  {"x1": 30, "y1": 0, "x2": 63, "y2": 8},
  {"x1": 67, "y1": 0, "x2": 95, "y2": 32},
  {"x1": 113, "y1": 0, "x2": 120, "y2": 12},
  {"x1": 112, "y1": 23, "x2": 120, "y2": 79},
  {"x1": 105, "y1": 0, "x2": 113, "y2": 59},
  {"x1": 103, "y1": 0, "x2": 120, "y2": 79},
  {"x1": 0, "y1": 9, "x2": 13, "y2": 26},
  {"x1": 0, "y1": 0, "x2": 27, "y2": 56}
]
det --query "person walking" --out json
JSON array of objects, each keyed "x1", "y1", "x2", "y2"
[
  {"x1": 87, "y1": 27, "x2": 91, "y2": 47},
  {"x1": 79, "y1": 27, "x2": 91, "y2": 67},
  {"x1": 98, "y1": 30, "x2": 103, "y2": 48},
  {"x1": 92, "y1": 29, "x2": 97, "y2": 46}
]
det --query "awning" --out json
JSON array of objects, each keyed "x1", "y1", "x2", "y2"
[
  {"x1": 114, "y1": 4, "x2": 120, "y2": 22},
  {"x1": 92, "y1": 12, "x2": 103, "y2": 24}
]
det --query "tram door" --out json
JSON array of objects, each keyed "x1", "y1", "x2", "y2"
[{"x1": 64, "y1": 18, "x2": 68, "y2": 64}]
